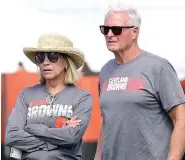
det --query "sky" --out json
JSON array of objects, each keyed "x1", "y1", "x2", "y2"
[{"x1": 1, "y1": 0, "x2": 185, "y2": 79}]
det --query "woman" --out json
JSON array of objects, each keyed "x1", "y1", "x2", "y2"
[{"x1": 5, "y1": 34, "x2": 92, "y2": 160}]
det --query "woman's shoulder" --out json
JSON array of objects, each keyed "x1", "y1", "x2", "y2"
[
  {"x1": 20, "y1": 84, "x2": 44, "y2": 94},
  {"x1": 69, "y1": 84, "x2": 92, "y2": 97},
  {"x1": 69, "y1": 85, "x2": 93, "y2": 108}
]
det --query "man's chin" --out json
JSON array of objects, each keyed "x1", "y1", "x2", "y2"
[{"x1": 108, "y1": 47, "x2": 118, "y2": 52}]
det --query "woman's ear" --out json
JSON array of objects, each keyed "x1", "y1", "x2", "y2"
[
  {"x1": 64, "y1": 61, "x2": 68, "y2": 69},
  {"x1": 63, "y1": 58, "x2": 69, "y2": 71}
]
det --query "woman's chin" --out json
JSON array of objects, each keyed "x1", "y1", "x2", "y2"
[{"x1": 43, "y1": 75, "x2": 55, "y2": 80}]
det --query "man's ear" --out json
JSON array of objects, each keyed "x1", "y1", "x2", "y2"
[{"x1": 132, "y1": 27, "x2": 139, "y2": 39}]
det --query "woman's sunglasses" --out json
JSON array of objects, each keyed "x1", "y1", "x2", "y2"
[
  {"x1": 99, "y1": 25, "x2": 135, "y2": 35},
  {"x1": 35, "y1": 52, "x2": 62, "y2": 64}
]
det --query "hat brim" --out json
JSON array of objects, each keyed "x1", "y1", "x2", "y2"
[{"x1": 23, "y1": 47, "x2": 85, "y2": 69}]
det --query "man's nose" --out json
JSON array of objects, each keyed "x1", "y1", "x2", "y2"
[{"x1": 106, "y1": 29, "x2": 114, "y2": 37}]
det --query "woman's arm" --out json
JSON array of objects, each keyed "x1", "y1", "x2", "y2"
[
  {"x1": 24, "y1": 93, "x2": 92, "y2": 146},
  {"x1": 5, "y1": 90, "x2": 47, "y2": 152}
]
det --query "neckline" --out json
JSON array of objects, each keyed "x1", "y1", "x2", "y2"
[
  {"x1": 114, "y1": 50, "x2": 146, "y2": 67},
  {"x1": 42, "y1": 84, "x2": 73, "y2": 97}
]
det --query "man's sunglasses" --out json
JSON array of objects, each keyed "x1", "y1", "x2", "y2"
[
  {"x1": 35, "y1": 52, "x2": 62, "y2": 64},
  {"x1": 99, "y1": 25, "x2": 135, "y2": 35}
]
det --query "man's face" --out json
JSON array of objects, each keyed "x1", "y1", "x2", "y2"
[{"x1": 104, "y1": 11, "x2": 136, "y2": 53}]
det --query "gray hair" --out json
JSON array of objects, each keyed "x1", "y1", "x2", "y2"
[{"x1": 105, "y1": 6, "x2": 141, "y2": 28}]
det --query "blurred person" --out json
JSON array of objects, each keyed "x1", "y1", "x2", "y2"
[
  {"x1": 95, "y1": 6, "x2": 185, "y2": 160},
  {"x1": 17, "y1": 62, "x2": 25, "y2": 71},
  {"x1": 5, "y1": 34, "x2": 92, "y2": 160}
]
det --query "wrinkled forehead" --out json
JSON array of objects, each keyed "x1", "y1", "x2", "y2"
[{"x1": 104, "y1": 11, "x2": 129, "y2": 26}]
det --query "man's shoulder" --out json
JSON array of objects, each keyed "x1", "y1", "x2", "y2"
[
  {"x1": 142, "y1": 51, "x2": 176, "y2": 77},
  {"x1": 143, "y1": 51, "x2": 173, "y2": 70},
  {"x1": 143, "y1": 51, "x2": 170, "y2": 67},
  {"x1": 100, "y1": 59, "x2": 115, "y2": 72}
]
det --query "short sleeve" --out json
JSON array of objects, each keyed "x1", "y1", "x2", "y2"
[{"x1": 157, "y1": 61, "x2": 185, "y2": 112}]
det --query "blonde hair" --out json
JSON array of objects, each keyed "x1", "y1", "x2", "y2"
[
  {"x1": 38, "y1": 55, "x2": 79, "y2": 84},
  {"x1": 64, "y1": 57, "x2": 79, "y2": 84}
]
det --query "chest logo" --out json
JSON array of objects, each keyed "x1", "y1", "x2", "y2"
[
  {"x1": 101, "y1": 77, "x2": 145, "y2": 92},
  {"x1": 27, "y1": 103, "x2": 73, "y2": 119}
]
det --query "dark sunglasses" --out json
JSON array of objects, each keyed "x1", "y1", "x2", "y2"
[
  {"x1": 35, "y1": 52, "x2": 62, "y2": 64},
  {"x1": 99, "y1": 25, "x2": 135, "y2": 35}
]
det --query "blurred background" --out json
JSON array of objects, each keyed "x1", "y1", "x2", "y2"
[{"x1": 1, "y1": 0, "x2": 185, "y2": 159}]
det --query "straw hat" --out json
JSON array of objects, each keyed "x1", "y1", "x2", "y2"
[{"x1": 23, "y1": 34, "x2": 85, "y2": 69}]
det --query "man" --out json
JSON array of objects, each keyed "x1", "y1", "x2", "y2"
[{"x1": 95, "y1": 6, "x2": 185, "y2": 160}]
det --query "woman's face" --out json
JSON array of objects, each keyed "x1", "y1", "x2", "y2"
[{"x1": 35, "y1": 52, "x2": 67, "y2": 81}]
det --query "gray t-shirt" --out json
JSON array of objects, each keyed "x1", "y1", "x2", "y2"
[
  {"x1": 5, "y1": 84, "x2": 92, "y2": 160},
  {"x1": 99, "y1": 51, "x2": 185, "y2": 160}
]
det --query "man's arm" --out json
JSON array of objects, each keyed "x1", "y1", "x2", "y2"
[
  {"x1": 24, "y1": 94, "x2": 92, "y2": 146},
  {"x1": 94, "y1": 119, "x2": 102, "y2": 160},
  {"x1": 94, "y1": 79, "x2": 103, "y2": 160},
  {"x1": 155, "y1": 61, "x2": 185, "y2": 159},
  {"x1": 5, "y1": 91, "x2": 47, "y2": 152},
  {"x1": 168, "y1": 104, "x2": 185, "y2": 160}
]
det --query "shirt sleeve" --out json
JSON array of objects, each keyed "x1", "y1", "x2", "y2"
[
  {"x1": 5, "y1": 90, "x2": 48, "y2": 152},
  {"x1": 24, "y1": 93, "x2": 93, "y2": 146},
  {"x1": 156, "y1": 61, "x2": 185, "y2": 112}
]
